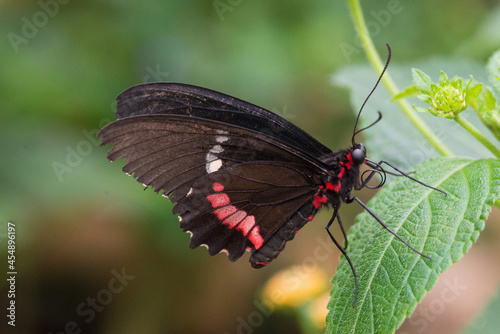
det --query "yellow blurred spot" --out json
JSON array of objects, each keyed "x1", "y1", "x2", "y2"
[
  {"x1": 308, "y1": 292, "x2": 329, "y2": 329},
  {"x1": 261, "y1": 265, "x2": 329, "y2": 308}
]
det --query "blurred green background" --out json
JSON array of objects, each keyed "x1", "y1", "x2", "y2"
[{"x1": 1, "y1": 1, "x2": 500, "y2": 333}]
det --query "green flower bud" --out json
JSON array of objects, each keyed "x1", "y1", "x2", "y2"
[{"x1": 411, "y1": 69, "x2": 482, "y2": 119}]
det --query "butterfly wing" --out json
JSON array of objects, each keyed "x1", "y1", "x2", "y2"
[
  {"x1": 98, "y1": 83, "x2": 333, "y2": 266},
  {"x1": 115, "y1": 82, "x2": 332, "y2": 158}
]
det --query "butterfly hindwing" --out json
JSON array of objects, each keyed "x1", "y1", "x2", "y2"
[{"x1": 173, "y1": 162, "x2": 318, "y2": 264}]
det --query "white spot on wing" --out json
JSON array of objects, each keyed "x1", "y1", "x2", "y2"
[
  {"x1": 210, "y1": 145, "x2": 224, "y2": 154},
  {"x1": 205, "y1": 151, "x2": 223, "y2": 173},
  {"x1": 206, "y1": 159, "x2": 222, "y2": 173},
  {"x1": 186, "y1": 187, "x2": 193, "y2": 197},
  {"x1": 216, "y1": 135, "x2": 229, "y2": 143},
  {"x1": 206, "y1": 152, "x2": 217, "y2": 161},
  {"x1": 178, "y1": 216, "x2": 183, "y2": 222}
]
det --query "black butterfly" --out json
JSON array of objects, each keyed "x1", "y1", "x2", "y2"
[{"x1": 98, "y1": 44, "x2": 444, "y2": 304}]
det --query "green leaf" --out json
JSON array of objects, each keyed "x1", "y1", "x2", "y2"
[
  {"x1": 466, "y1": 82, "x2": 483, "y2": 103},
  {"x1": 412, "y1": 105, "x2": 430, "y2": 113},
  {"x1": 391, "y1": 85, "x2": 419, "y2": 101},
  {"x1": 439, "y1": 70, "x2": 450, "y2": 84},
  {"x1": 487, "y1": 49, "x2": 500, "y2": 95},
  {"x1": 471, "y1": 86, "x2": 500, "y2": 142},
  {"x1": 478, "y1": 86, "x2": 498, "y2": 111},
  {"x1": 412, "y1": 68, "x2": 432, "y2": 94},
  {"x1": 326, "y1": 157, "x2": 500, "y2": 334}
]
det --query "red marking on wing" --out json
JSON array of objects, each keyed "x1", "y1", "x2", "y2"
[
  {"x1": 206, "y1": 193, "x2": 230, "y2": 208},
  {"x1": 213, "y1": 182, "x2": 224, "y2": 192},
  {"x1": 237, "y1": 215, "x2": 255, "y2": 235},
  {"x1": 255, "y1": 261, "x2": 269, "y2": 266},
  {"x1": 213, "y1": 205, "x2": 238, "y2": 220},
  {"x1": 307, "y1": 215, "x2": 314, "y2": 221},
  {"x1": 249, "y1": 226, "x2": 264, "y2": 249},
  {"x1": 222, "y1": 210, "x2": 247, "y2": 229},
  {"x1": 206, "y1": 185, "x2": 262, "y2": 249}
]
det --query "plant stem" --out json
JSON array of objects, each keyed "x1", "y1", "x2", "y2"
[
  {"x1": 454, "y1": 114, "x2": 500, "y2": 158},
  {"x1": 346, "y1": 0, "x2": 453, "y2": 157}
]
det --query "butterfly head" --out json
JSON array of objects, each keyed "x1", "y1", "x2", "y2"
[{"x1": 351, "y1": 143, "x2": 366, "y2": 166}]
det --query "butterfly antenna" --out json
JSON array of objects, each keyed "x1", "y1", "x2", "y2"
[{"x1": 352, "y1": 43, "x2": 392, "y2": 146}]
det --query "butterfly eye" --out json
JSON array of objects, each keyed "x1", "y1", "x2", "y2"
[{"x1": 351, "y1": 145, "x2": 366, "y2": 165}]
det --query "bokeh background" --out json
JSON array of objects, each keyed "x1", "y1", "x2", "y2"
[{"x1": 1, "y1": 1, "x2": 500, "y2": 333}]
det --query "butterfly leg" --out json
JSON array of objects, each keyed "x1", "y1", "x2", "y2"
[
  {"x1": 350, "y1": 196, "x2": 431, "y2": 260},
  {"x1": 337, "y1": 214, "x2": 348, "y2": 249},
  {"x1": 325, "y1": 207, "x2": 358, "y2": 307},
  {"x1": 365, "y1": 158, "x2": 446, "y2": 196},
  {"x1": 365, "y1": 161, "x2": 403, "y2": 177}
]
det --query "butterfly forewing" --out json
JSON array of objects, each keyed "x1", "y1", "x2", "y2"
[
  {"x1": 99, "y1": 114, "x2": 327, "y2": 200},
  {"x1": 116, "y1": 82, "x2": 332, "y2": 158}
]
